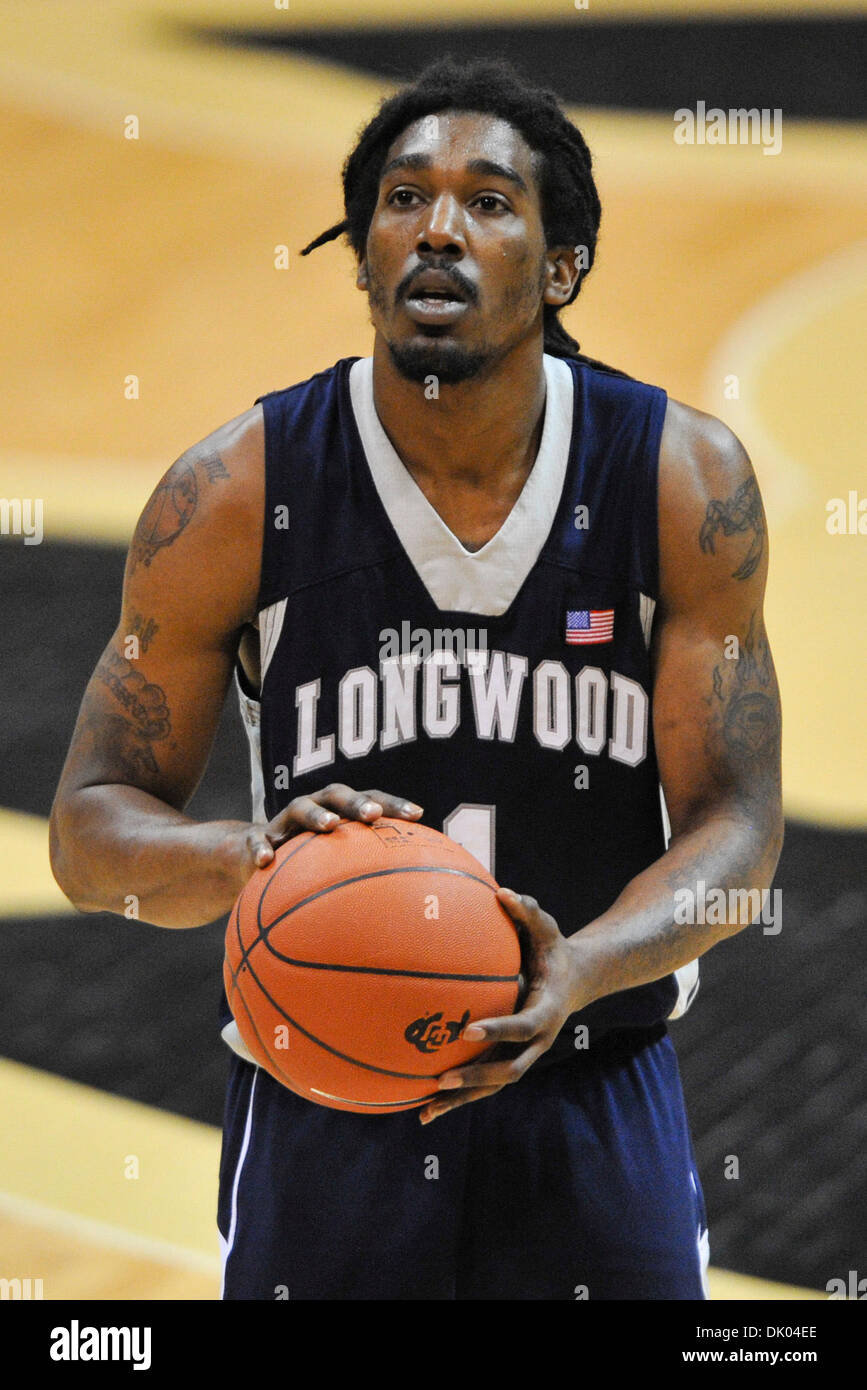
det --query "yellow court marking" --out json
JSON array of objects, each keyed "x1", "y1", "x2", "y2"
[
  {"x1": 0, "y1": 809, "x2": 73, "y2": 918},
  {"x1": 704, "y1": 242, "x2": 867, "y2": 827},
  {"x1": 0, "y1": 3, "x2": 375, "y2": 163},
  {"x1": 0, "y1": 453, "x2": 159, "y2": 549},
  {"x1": 0, "y1": 1208, "x2": 216, "y2": 1299},
  {"x1": 708, "y1": 1268, "x2": 825, "y2": 1301},
  {"x1": 0, "y1": 1058, "x2": 824, "y2": 1301},
  {"x1": 0, "y1": 1058, "x2": 222, "y2": 1262}
]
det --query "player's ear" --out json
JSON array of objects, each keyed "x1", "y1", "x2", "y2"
[
  {"x1": 542, "y1": 246, "x2": 580, "y2": 308},
  {"x1": 356, "y1": 258, "x2": 370, "y2": 292}
]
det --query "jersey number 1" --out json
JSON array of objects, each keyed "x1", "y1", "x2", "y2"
[{"x1": 442, "y1": 803, "x2": 496, "y2": 875}]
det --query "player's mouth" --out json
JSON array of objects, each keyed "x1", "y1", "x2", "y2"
[
  {"x1": 402, "y1": 271, "x2": 472, "y2": 327},
  {"x1": 403, "y1": 292, "x2": 469, "y2": 327}
]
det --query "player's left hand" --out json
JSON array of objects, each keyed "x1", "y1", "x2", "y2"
[{"x1": 419, "y1": 887, "x2": 595, "y2": 1124}]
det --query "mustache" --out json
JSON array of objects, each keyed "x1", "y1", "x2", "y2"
[{"x1": 395, "y1": 262, "x2": 478, "y2": 306}]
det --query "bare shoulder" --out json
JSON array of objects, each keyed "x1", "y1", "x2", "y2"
[
  {"x1": 660, "y1": 397, "x2": 753, "y2": 500},
  {"x1": 126, "y1": 404, "x2": 265, "y2": 633},
  {"x1": 658, "y1": 397, "x2": 767, "y2": 605}
]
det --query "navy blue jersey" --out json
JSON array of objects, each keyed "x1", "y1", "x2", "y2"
[{"x1": 222, "y1": 352, "x2": 699, "y2": 1067}]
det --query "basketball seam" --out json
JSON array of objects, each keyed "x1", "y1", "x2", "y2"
[
  {"x1": 244, "y1": 863, "x2": 509, "y2": 980},
  {"x1": 225, "y1": 898, "x2": 300, "y2": 1091},
  {"x1": 227, "y1": 920, "x2": 518, "y2": 1083}
]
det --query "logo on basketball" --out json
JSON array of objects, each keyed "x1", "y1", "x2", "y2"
[
  {"x1": 370, "y1": 819, "x2": 448, "y2": 850},
  {"x1": 370, "y1": 820, "x2": 417, "y2": 847},
  {"x1": 405, "y1": 1009, "x2": 470, "y2": 1053}
]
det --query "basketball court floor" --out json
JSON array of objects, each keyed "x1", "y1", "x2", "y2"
[{"x1": 0, "y1": 0, "x2": 864, "y2": 1299}]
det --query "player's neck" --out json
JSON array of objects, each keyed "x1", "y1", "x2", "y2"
[{"x1": 369, "y1": 334, "x2": 547, "y2": 487}]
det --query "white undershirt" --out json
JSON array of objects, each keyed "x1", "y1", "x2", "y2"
[{"x1": 348, "y1": 352, "x2": 574, "y2": 616}]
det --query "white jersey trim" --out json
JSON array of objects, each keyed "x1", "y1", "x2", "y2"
[
  {"x1": 660, "y1": 783, "x2": 701, "y2": 1020},
  {"x1": 348, "y1": 353, "x2": 574, "y2": 616},
  {"x1": 695, "y1": 1173, "x2": 711, "y2": 1299},
  {"x1": 232, "y1": 598, "x2": 288, "y2": 827},
  {"x1": 638, "y1": 592, "x2": 656, "y2": 651},
  {"x1": 235, "y1": 669, "x2": 266, "y2": 825},
  {"x1": 261, "y1": 597, "x2": 288, "y2": 683},
  {"x1": 669, "y1": 958, "x2": 701, "y2": 1020},
  {"x1": 219, "y1": 1066, "x2": 258, "y2": 1300}
]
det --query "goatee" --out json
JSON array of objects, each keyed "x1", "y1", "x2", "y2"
[{"x1": 386, "y1": 338, "x2": 492, "y2": 386}]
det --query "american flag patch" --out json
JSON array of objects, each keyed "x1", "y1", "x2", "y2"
[{"x1": 565, "y1": 609, "x2": 615, "y2": 645}]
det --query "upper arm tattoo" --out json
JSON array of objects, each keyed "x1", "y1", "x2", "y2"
[
  {"x1": 130, "y1": 461, "x2": 197, "y2": 572},
  {"x1": 202, "y1": 451, "x2": 230, "y2": 483},
  {"x1": 699, "y1": 476, "x2": 764, "y2": 580},
  {"x1": 129, "y1": 449, "x2": 229, "y2": 572}
]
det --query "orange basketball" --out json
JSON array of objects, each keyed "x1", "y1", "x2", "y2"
[{"x1": 223, "y1": 817, "x2": 521, "y2": 1114}]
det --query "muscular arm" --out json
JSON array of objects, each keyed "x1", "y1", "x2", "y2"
[
  {"x1": 567, "y1": 399, "x2": 784, "y2": 997},
  {"x1": 48, "y1": 408, "x2": 267, "y2": 927}
]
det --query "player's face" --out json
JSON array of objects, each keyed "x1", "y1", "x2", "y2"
[{"x1": 359, "y1": 111, "x2": 551, "y2": 385}]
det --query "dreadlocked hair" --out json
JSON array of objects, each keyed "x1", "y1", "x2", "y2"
[{"x1": 301, "y1": 56, "x2": 630, "y2": 378}]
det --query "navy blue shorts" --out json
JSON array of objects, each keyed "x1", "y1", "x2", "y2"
[{"x1": 218, "y1": 1023, "x2": 708, "y2": 1300}]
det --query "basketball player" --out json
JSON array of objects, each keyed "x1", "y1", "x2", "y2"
[{"x1": 49, "y1": 58, "x2": 783, "y2": 1300}]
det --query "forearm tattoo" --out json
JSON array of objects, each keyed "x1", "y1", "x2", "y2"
[
  {"x1": 92, "y1": 649, "x2": 173, "y2": 778},
  {"x1": 81, "y1": 711, "x2": 160, "y2": 780},
  {"x1": 129, "y1": 611, "x2": 159, "y2": 653},
  {"x1": 705, "y1": 607, "x2": 781, "y2": 824}
]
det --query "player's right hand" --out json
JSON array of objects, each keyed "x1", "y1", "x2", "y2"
[{"x1": 229, "y1": 784, "x2": 424, "y2": 892}]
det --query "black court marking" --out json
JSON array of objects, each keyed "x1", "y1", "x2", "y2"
[
  {"x1": 227, "y1": 871, "x2": 485, "y2": 1082},
  {"x1": 197, "y1": 17, "x2": 867, "y2": 122}
]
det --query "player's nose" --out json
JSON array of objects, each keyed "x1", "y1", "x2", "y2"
[{"x1": 415, "y1": 193, "x2": 466, "y2": 257}]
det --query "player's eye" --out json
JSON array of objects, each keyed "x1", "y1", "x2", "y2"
[
  {"x1": 387, "y1": 188, "x2": 422, "y2": 207},
  {"x1": 473, "y1": 194, "x2": 510, "y2": 213}
]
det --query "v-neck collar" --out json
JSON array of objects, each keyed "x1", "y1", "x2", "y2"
[{"x1": 348, "y1": 353, "x2": 574, "y2": 616}]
